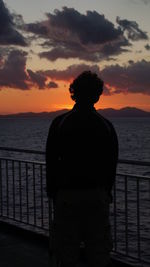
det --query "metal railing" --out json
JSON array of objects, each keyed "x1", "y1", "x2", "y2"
[
  {"x1": 0, "y1": 157, "x2": 48, "y2": 234},
  {"x1": 111, "y1": 172, "x2": 150, "y2": 266},
  {"x1": 0, "y1": 147, "x2": 150, "y2": 266}
]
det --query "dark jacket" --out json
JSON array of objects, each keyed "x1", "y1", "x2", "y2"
[{"x1": 46, "y1": 104, "x2": 118, "y2": 199}]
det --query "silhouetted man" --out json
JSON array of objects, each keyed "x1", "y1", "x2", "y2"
[{"x1": 46, "y1": 71, "x2": 118, "y2": 267}]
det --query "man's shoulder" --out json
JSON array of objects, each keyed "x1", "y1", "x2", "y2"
[
  {"x1": 94, "y1": 110, "x2": 115, "y2": 131},
  {"x1": 51, "y1": 110, "x2": 73, "y2": 126}
]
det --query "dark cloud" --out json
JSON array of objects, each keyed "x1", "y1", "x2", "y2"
[
  {"x1": 0, "y1": 50, "x2": 29, "y2": 89},
  {"x1": 47, "y1": 81, "x2": 58, "y2": 88},
  {"x1": 27, "y1": 69, "x2": 58, "y2": 89},
  {"x1": 0, "y1": 0, "x2": 27, "y2": 46},
  {"x1": 40, "y1": 46, "x2": 103, "y2": 62},
  {"x1": 27, "y1": 69, "x2": 47, "y2": 89},
  {"x1": 101, "y1": 60, "x2": 150, "y2": 95},
  {"x1": 43, "y1": 64, "x2": 100, "y2": 81},
  {"x1": 27, "y1": 7, "x2": 122, "y2": 44},
  {"x1": 39, "y1": 36, "x2": 129, "y2": 62},
  {"x1": 41, "y1": 61, "x2": 150, "y2": 95},
  {"x1": 2, "y1": 50, "x2": 149, "y2": 96},
  {"x1": 39, "y1": 45, "x2": 90, "y2": 61},
  {"x1": 0, "y1": 50, "x2": 59, "y2": 90},
  {"x1": 145, "y1": 44, "x2": 150, "y2": 50},
  {"x1": 27, "y1": 7, "x2": 130, "y2": 62},
  {"x1": 48, "y1": 7, "x2": 122, "y2": 45},
  {"x1": 116, "y1": 17, "x2": 148, "y2": 41},
  {"x1": 99, "y1": 37, "x2": 130, "y2": 57},
  {"x1": 26, "y1": 22, "x2": 49, "y2": 37}
]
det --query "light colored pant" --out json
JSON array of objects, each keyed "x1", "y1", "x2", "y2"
[{"x1": 51, "y1": 188, "x2": 112, "y2": 267}]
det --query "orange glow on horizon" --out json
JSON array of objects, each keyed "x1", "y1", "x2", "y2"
[{"x1": 0, "y1": 84, "x2": 150, "y2": 114}]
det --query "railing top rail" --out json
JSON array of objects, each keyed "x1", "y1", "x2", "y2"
[
  {"x1": 0, "y1": 146, "x2": 150, "y2": 166},
  {"x1": 0, "y1": 147, "x2": 45, "y2": 155},
  {"x1": 117, "y1": 172, "x2": 150, "y2": 180},
  {"x1": 118, "y1": 159, "x2": 150, "y2": 167},
  {"x1": 0, "y1": 156, "x2": 45, "y2": 165}
]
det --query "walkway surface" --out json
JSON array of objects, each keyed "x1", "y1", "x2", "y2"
[
  {"x1": 0, "y1": 222, "x2": 134, "y2": 267},
  {"x1": 0, "y1": 222, "x2": 49, "y2": 267}
]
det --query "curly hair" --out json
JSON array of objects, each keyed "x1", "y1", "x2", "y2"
[{"x1": 69, "y1": 71, "x2": 104, "y2": 104}]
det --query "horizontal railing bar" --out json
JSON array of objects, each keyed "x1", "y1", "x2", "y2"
[
  {"x1": 0, "y1": 157, "x2": 45, "y2": 165},
  {"x1": 0, "y1": 147, "x2": 45, "y2": 155},
  {"x1": 0, "y1": 147, "x2": 150, "y2": 166},
  {"x1": 0, "y1": 158, "x2": 150, "y2": 180},
  {"x1": 118, "y1": 159, "x2": 150, "y2": 167},
  {"x1": 117, "y1": 172, "x2": 150, "y2": 180}
]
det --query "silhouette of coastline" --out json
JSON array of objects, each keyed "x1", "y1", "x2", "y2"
[{"x1": 1, "y1": 107, "x2": 150, "y2": 118}]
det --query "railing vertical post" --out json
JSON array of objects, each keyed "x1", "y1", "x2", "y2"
[
  {"x1": 25, "y1": 162, "x2": 29, "y2": 224},
  {"x1": 0, "y1": 159, "x2": 3, "y2": 216},
  {"x1": 33, "y1": 163, "x2": 36, "y2": 226},
  {"x1": 113, "y1": 180, "x2": 117, "y2": 252},
  {"x1": 40, "y1": 164, "x2": 44, "y2": 228},
  {"x1": 137, "y1": 178, "x2": 141, "y2": 261},
  {"x1": 125, "y1": 175, "x2": 128, "y2": 256},
  {"x1": 19, "y1": 161, "x2": 22, "y2": 222},
  {"x1": 12, "y1": 160, "x2": 16, "y2": 219},
  {"x1": 149, "y1": 179, "x2": 150, "y2": 200},
  {"x1": 6, "y1": 160, "x2": 9, "y2": 217}
]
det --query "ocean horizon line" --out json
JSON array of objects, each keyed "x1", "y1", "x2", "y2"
[{"x1": 0, "y1": 106, "x2": 150, "y2": 118}]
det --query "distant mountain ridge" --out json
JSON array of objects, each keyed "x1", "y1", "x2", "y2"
[
  {"x1": 0, "y1": 107, "x2": 150, "y2": 118},
  {"x1": 97, "y1": 107, "x2": 150, "y2": 117}
]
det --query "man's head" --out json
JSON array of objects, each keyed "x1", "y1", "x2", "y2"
[{"x1": 69, "y1": 71, "x2": 104, "y2": 105}]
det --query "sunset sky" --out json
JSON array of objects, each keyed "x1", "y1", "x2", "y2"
[{"x1": 0, "y1": 0, "x2": 150, "y2": 114}]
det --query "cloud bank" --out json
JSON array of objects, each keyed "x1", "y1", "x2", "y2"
[
  {"x1": 0, "y1": 0, "x2": 26, "y2": 46},
  {"x1": 0, "y1": 50, "x2": 58, "y2": 90},
  {"x1": 25, "y1": 7, "x2": 149, "y2": 63},
  {"x1": 38, "y1": 61, "x2": 150, "y2": 95},
  {"x1": 0, "y1": 4, "x2": 149, "y2": 97},
  {"x1": 101, "y1": 60, "x2": 150, "y2": 95},
  {"x1": 0, "y1": 50, "x2": 28, "y2": 89},
  {"x1": 26, "y1": 7, "x2": 131, "y2": 62},
  {"x1": 0, "y1": 50, "x2": 150, "y2": 95}
]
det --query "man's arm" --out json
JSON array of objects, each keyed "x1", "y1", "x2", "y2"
[
  {"x1": 107, "y1": 123, "x2": 119, "y2": 194},
  {"x1": 110, "y1": 125, "x2": 119, "y2": 186},
  {"x1": 46, "y1": 118, "x2": 59, "y2": 199}
]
